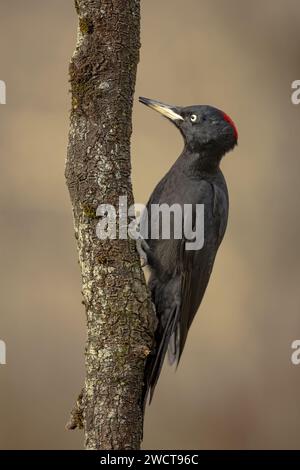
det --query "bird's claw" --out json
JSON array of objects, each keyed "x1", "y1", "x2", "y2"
[{"x1": 136, "y1": 238, "x2": 149, "y2": 267}]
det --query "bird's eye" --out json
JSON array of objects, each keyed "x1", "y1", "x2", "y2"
[{"x1": 190, "y1": 114, "x2": 197, "y2": 123}]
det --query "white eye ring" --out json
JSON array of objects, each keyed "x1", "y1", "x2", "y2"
[{"x1": 190, "y1": 114, "x2": 197, "y2": 122}]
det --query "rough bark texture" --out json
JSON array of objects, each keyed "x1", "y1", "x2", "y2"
[{"x1": 65, "y1": 0, "x2": 156, "y2": 450}]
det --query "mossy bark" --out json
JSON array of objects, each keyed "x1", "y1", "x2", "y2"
[{"x1": 65, "y1": 0, "x2": 156, "y2": 450}]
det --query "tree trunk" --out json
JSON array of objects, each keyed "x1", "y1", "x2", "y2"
[{"x1": 65, "y1": 0, "x2": 156, "y2": 450}]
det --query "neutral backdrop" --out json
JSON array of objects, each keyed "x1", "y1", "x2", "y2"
[{"x1": 0, "y1": 0, "x2": 300, "y2": 449}]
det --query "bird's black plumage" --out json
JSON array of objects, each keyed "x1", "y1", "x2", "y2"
[{"x1": 138, "y1": 97, "x2": 238, "y2": 406}]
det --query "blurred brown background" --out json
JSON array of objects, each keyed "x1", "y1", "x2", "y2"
[{"x1": 0, "y1": 0, "x2": 300, "y2": 450}]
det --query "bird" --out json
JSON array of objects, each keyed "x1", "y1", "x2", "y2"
[{"x1": 137, "y1": 97, "x2": 238, "y2": 408}]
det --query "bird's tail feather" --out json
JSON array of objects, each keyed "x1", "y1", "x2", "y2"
[{"x1": 142, "y1": 300, "x2": 180, "y2": 409}]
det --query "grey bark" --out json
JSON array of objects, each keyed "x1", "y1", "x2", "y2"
[{"x1": 65, "y1": 0, "x2": 156, "y2": 450}]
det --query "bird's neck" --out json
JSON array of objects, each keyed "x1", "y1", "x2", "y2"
[{"x1": 178, "y1": 145, "x2": 221, "y2": 176}]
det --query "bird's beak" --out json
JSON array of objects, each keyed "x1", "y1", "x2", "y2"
[{"x1": 139, "y1": 97, "x2": 183, "y2": 122}]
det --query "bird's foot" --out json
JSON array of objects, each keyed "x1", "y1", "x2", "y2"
[{"x1": 136, "y1": 238, "x2": 150, "y2": 267}]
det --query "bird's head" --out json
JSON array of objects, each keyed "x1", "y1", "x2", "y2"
[{"x1": 139, "y1": 97, "x2": 238, "y2": 166}]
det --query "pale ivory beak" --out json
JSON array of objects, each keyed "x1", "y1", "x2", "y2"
[{"x1": 139, "y1": 97, "x2": 183, "y2": 121}]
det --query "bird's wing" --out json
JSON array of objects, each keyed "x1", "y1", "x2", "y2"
[
  {"x1": 172, "y1": 180, "x2": 229, "y2": 363},
  {"x1": 143, "y1": 178, "x2": 228, "y2": 405}
]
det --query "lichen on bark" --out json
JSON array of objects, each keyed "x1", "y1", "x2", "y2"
[{"x1": 65, "y1": 0, "x2": 156, "y2": 450}]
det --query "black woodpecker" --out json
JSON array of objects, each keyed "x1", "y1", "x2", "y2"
[{"x1": 137, "y1": 97, "x2": 238, "y2": 407}]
